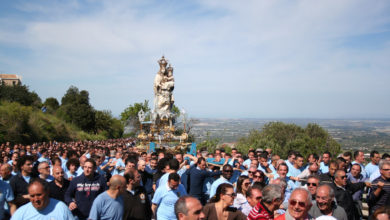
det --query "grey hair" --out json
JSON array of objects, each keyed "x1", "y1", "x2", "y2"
[
  {"x1": 262, "y1": 184, "x2": 283, "y2": 203},
  {"x1": 317, "y1": 184, "x2": 335, "y2": 198},
  {"x1": 291, "y1": 188, "x2": 312, "y2": 206},
  {"x1": 38, "y1": 161, "x2": 49, "y2": 169},
  {"x1": 276, "y1": 177, "x2": 287, "y2": 190},
  {"x1": 174, "y1": 196, "x2": 193, "y2": 218},
  {"x1": 379, "y1": 159, "x2": 390, "y2": 170}
]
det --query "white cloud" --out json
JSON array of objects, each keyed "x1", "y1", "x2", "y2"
[{"x1": 0, "y1": 0, "x2": 389, "y2": 118}]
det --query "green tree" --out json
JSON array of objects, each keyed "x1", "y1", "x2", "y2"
[
  {"x1": 57, "y1": 86, "x2": 96, "y2": 132},
  {"x1": 121, "y1": 100, "x2": 151, "y2": 132},
  {"x1": 95, "y1": 110, "x2": 123, "y2": 138},
  {"x1": 44, "y1": 97, "x2": 60, "y2": 112},
  {"x1": 236, "y1": 122, "x2": 341, "y2": 159},
  {"x1": 0, "y1": 84, "x2": 41, "y2": 107}
]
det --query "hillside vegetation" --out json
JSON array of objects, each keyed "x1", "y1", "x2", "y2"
[{"x1": 0, "y1": 84, "x2": 123, "y2": 144}]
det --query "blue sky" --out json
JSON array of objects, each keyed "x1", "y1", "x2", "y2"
[{"x1": 1, "y1": 0, "x2": 390, "y2": 118}]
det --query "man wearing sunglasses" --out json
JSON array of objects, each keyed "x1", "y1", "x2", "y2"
[
  {"x1": 308, "y1": 184, "x2": 348, "y2": 220},
  {"x1": 305, "y1": 175, "x2": 320, "y2": 202},
  {"x1": 209, "y1": 165, "x2": 233, "y2": 199},
  {"x1": 274, "y1": 188, "x2": 313, "y2": 220},
  {"x1": 331, "y1": 169, "x2": 368, "y2": 220}
]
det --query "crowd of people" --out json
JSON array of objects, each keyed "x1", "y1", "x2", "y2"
[{"x1": 0, "y1": 139, "x2": 389, "y2": 220}]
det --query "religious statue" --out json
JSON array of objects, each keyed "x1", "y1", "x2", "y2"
[{"x1": 153, "y1": 56, "x2": 175, "y2": 124}]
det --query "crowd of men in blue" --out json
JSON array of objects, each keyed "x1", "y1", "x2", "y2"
[{"x1": 0, "y1": 139, "x2": 389, "y2": 220}]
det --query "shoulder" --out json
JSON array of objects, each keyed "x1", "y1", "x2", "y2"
[
  {"x1": 12, "y1": 202, "x2": 33, "y2": 216},
  {"x1": 203, "y1": 203, "x2": 215, "y2": 212},
  {"x1": 50, "y1": 198, "x2": 69, "y2": 209}
]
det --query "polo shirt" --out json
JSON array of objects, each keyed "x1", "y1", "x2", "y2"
[
  {"x1": 209, "y1": 176, "x2": 231, "y2": 199},
  {"x1": 320, "y1": 162, "x2": 329, "y2": 174},
  {"x1": 89, "y1": 191, "x2": 124, "y2": 220},
  {"x1": 152, "y1": 183, "x2": 187, "y2": 220},
  {"x1": 11, "y1": 198, "x2": 74, "y2": 220},
  {"x1": 365, "y1": 162, "x2": 378, "y2": 179}
]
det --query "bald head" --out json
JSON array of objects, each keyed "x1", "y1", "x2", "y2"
[
  {"x1": 109, "y1": 175, "x2": 126, "y2": 190},
  {"x1": 0, "y1": 163, "x2": 12, "y2": 179}
]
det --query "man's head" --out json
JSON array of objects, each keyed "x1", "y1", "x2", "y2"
[
  {"x1": 350, "y1": 164, "x2": 362, "y2": 178},
  {"x1": 322, "y1": 152, "x2": 331, "y2": 165},
  {"x1": 38, "y1": 162, "x2": 51, "y2": 177},
  {"x1": 17, "y1": 155, "x2": 34, "y2": 176},
  {"x1": 138, "y1": 160, "x2": 146, "y2": 172},
  {"x1": 370, "y1": 150, "x2": 381, "y2": 165},
  {"x1": 0, "y1": 163, "x2": 12, "y2": 179},
  {"x1": 261, "y1": 184, "x2": 284, "y2": 211},
  {"x1": 83, "y1": 159, "x2": 96, "y2": 178},
  {"x1": 277, "y1": 163, "x2": 289, "y2": 178},
  {"x1": 196, "y1": 157, "x2": 207, "y2": 170},
  {"x1": 354, "y1": 150, "x2": 365, "y2": 164},
  {"x1": 306, "y1": 175, "x2": 320, "y2": 197},
  {"x1": 379, "y1": 159, "x2": 390, "y2": 180},
  {"x1": 124, "y1": 169, "x2": 141, "y2": 187},
  {"x1": 175, "y1": 196, "x2": 204, "y2": 220},
  {"x1": 247, "y1": 151, "x2": 255, "y2": 161},
  {"x1": 342, "y1": 151, "x2": 352, "y2": 165},
  {"x1": 168, "y1": 159, "x2": 180, "y2": 172},
  {"x1": 288, "y1": 188, "x2": 312, "y2": 219},
  {"x1": 258, "y1": 153, "x2": 269, "y2": 167},
  {"x1": 295, "y1": 154, "x2": 304, "y2": 168},
  {"x1": 315, "y1": 184, "x2": 335, "y2": 213},
  {"x1": 336, "y1": 157, "x2": 347, "y2": 171},
  {"x1": 28, "y1": 178, "x2": 50, "y2": 211},
  {"x1": 115, "y1": 152, "x2": 122, "y2": 159},
  {"x1": 250, "y1": 159, "x2": 259, "y2": 168},
  {"x1": 288, "y1": 151, "x2": 296, "y2": 163},
  {"x1": 109, "y1": 175, "x2": 126, "y2": 194},
  {"x1": 246, "y1": 185, "x2": 263, "y2": 208},
  {"x1": 231, "y1": 148, "x2": 238, "y2": 156},
  {"x1": 328, "y1": 161, "x2": 338, "y2": 177},
  {"x1": 168, "y1": 173, "x2": 181, "y2": 190},
  {"x1": 334, "y1": 170, "x2": 347, "y2": 187},
  {"x1": 175, "y1": 153, "x2": 183, "y2": 164},
  {"x1": 308, "y1": 162, "x2": 319, "y2": 174},
  {"x1": 149, "y1": 158, "x2": 157, "y2": 170},
  {"x1": 52, "y1": 166, "x2": 64, "y2": 183},
  {"x1": 247, "y1": 165, "x2": 257, "y2": 178},
  {"x1": 11, "y1": 152, "x2": 19, "y2": 162},
  {"x1": 307, "y1": 154, "x2": 319, "y2": 164},
  {"x1": 125, "y1": 158, "x2": 136, "y2": 172},
  {"x1": 222, "y1": 164, "x2": 233, "y2": 180}
]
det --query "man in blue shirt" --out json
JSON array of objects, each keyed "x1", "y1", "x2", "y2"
[
  {"x1": 152, "y1": 173, "x2": 187, "y2": 220},
  {"x1": 111, "y1": 152, "x2": 126, "y2": 175},
  {"x1": 89, "y1": 175, "x2": 126, "y2": 220},
  {"x1": 0, "y1": 179, "x2": 15, "y2": 219},
  {"x1": 351, "y1": 150, "x2": 367, "y2": 179},
  {"x1": 11, "y1": 178, "x2": 74, "y2": 220},
  {"x1": 209, "y1": 164, "x2": 233, "y2": 199},
  {"x1": 320, "y1": 152, "x2": 331, "y2": 174},
  {"x1": 365, "y1": 150, "x2": 380, "y2": 179}
]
